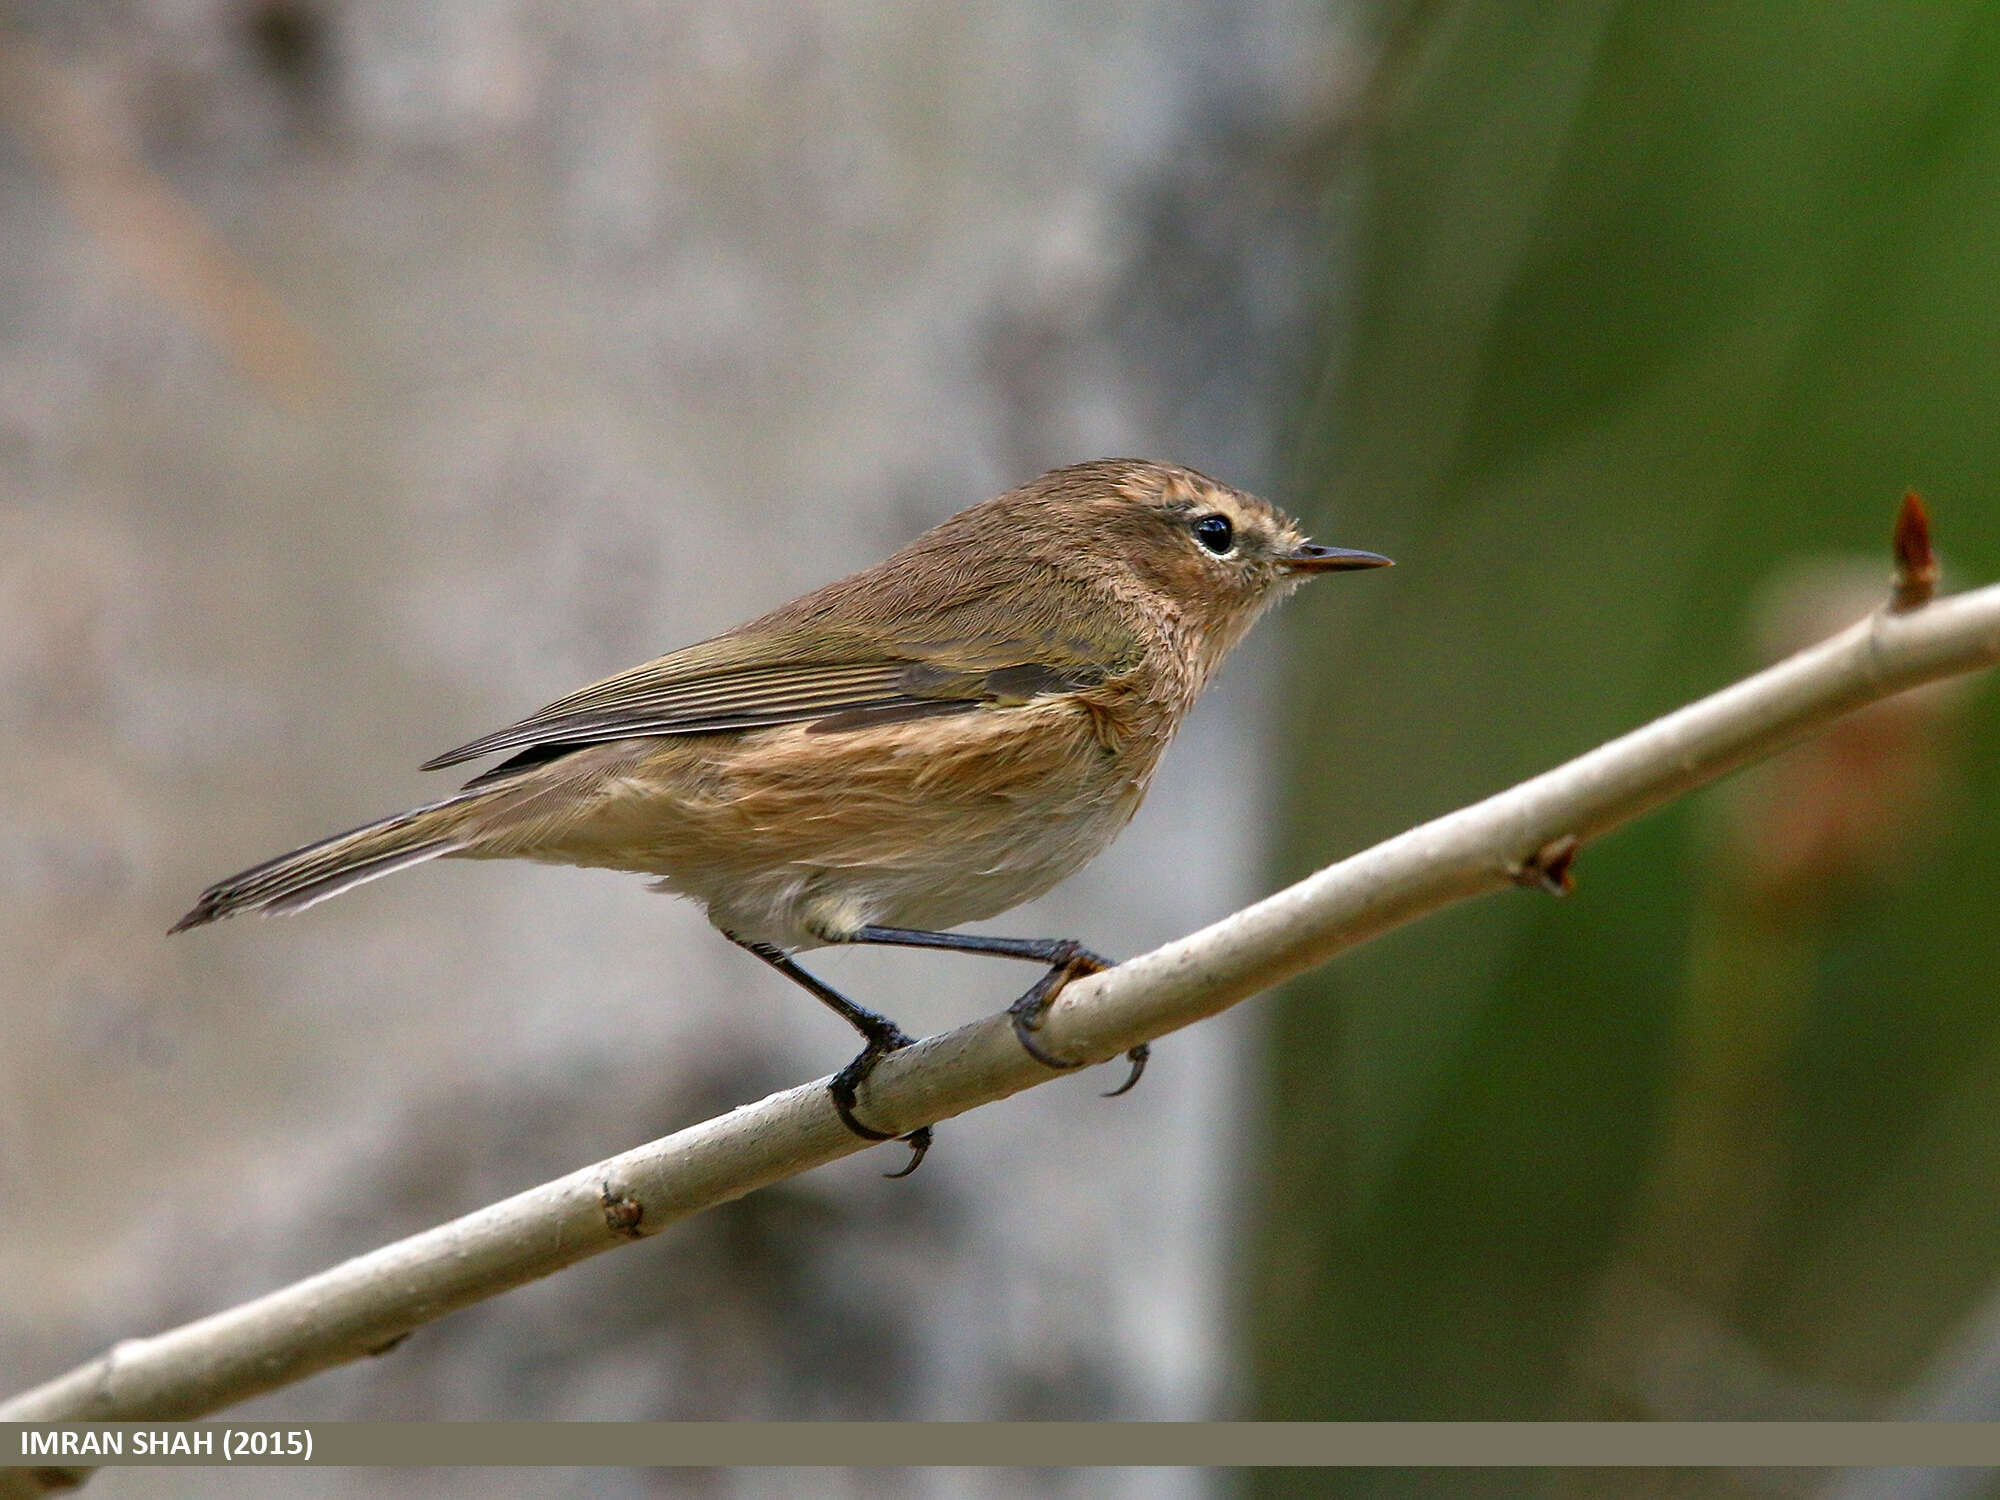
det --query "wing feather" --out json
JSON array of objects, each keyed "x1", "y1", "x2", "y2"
[
  {"x1": 422, "y1": 535, "x2": 1136, "y2": 780},
  {"x1": 420, "y1": 649, "x2": 1104, "y2": 777}
]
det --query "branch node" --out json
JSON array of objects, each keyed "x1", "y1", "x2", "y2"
[
  {"x1": 600, "y1": 1182, "x2": 645, "y2": 1238},
  {"x1": 364, "y1": 1331, "x2": 411, "y2": 1358},
  {"x1": 1511, "y1": 834, "x2": 1580, "y2": 897},
  {"x1": 1892, "y1": 490, "x2": 1938, "y2": 612}
]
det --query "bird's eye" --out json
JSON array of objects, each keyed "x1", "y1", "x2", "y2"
[{"x1": 1192, "y1": 514, "x2": 1234, "y2": 555}]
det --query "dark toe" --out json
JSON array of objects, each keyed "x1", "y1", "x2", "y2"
[{"x1": 1102, "y1": 1043, "x2": 1149, "y2": 1097}]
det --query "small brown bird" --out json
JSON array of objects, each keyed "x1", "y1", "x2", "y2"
[{"x1": 174, "y1": 459, "x2": 1389, "y2": 1171}]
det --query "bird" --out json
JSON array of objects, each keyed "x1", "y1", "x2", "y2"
[{"x1": 173, "y1": 458, "x2": 1391, "y2": 1173}]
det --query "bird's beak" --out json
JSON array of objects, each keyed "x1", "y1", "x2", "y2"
[{"x1": 1283, "y1": 542, "x2": 1393, "y2": 573}]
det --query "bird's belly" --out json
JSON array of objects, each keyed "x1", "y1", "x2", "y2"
[
  {"x1": 847, "y1": 788, "x2": 1139, "y2": 928},
  {"x1": 546, "y1": 695, "x2": 1164, "y2": 948}
]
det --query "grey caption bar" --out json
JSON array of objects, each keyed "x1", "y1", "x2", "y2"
[{"x1": 9, "y1": 1422, "x2": 2000, "y2": 1469}]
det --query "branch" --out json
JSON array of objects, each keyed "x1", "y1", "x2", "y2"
[{"x1": 7, "y1": 522, "x2": 1999, "y2": 1457}]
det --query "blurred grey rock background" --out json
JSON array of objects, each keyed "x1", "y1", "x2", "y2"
[{"x1": 0, "y1": 2, "x2": 1361, "y2": 1494}]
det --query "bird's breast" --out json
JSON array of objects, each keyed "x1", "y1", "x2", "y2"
[{"x1": 594, "y1": 679, "x2": 1184, "y2": 946}]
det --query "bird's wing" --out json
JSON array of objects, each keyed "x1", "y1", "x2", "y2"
[{"x1": 421, "y1": 635, "x2": 1105, "y2": 785}]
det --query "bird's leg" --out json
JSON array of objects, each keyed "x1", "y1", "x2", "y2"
[
  {"x1": 843, "y1": 926, "x2": 1149, "y2": 1097},
  {"x1": 729, "y1": 935, "x2": 932, "y2": 1177}
]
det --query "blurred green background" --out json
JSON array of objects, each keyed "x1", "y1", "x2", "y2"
[{"x1": 1254, "y1": 0, "x2": 2000, "y2": 1479}]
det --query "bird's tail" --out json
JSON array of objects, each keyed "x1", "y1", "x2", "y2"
[{"x1": 170, "y1": 788, "x2": 491, "y2": 933}]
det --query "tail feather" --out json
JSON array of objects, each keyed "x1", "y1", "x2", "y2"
[{"x1": 171, "y1": 793, "x2": 481, "y2": 933}]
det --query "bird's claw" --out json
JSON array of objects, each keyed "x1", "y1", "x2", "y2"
[
  {"x1": 882, "y1": 1126, "x2": 932, "y2": 1178},
  {"x1": 1102, "y1": 1043, "x2": 1149, "y2": 1097},
  {"x1": 1008, "y1": 947, "x2": 1147, "y2": 1098},
  {"x1": 829, "y1": 1027, "x2": 933, "y2": 1176},
  {"x1": 1007, "y1": 954, "x2": 1095, "y2": 1069}
]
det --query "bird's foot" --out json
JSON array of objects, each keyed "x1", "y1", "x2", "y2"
[
  {"x1": 1006, "y1": 943, "x2": 1147, "y2": 1093},
  {"x1": 829, "y1": 1024, "x2": 933, "y2": 1178}
]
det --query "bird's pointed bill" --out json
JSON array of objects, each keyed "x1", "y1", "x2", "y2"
[{"x1": 1284, "y1": 543, "x2": 1393, "y2": 572}]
